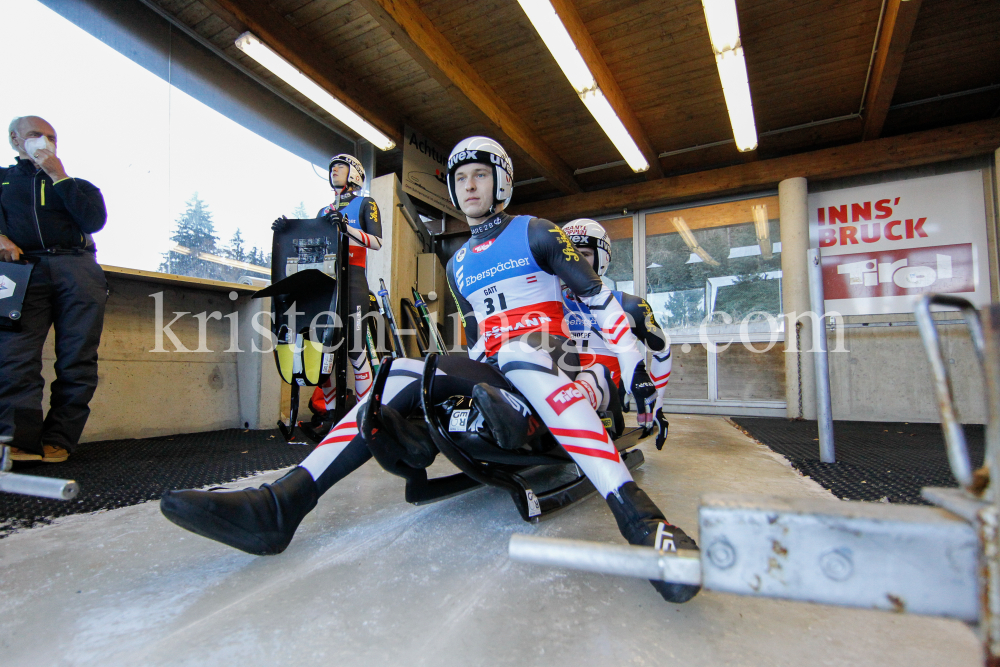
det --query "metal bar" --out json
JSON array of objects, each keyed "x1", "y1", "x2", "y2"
[
  {"x1": 828, "y1": 318, "x2": 967, "y2": 329},
  {"x1": 509, "y1": 494, "x2": 980, "y2": 622},
  {"x1": 980, "y1": 303, "x2": 1000, "y2": 663},
  {"x1": 0, "y1": 471, "x2": 79, "y2": 500},
  {"x1": 889, "y1": 83, "x2": 1000, "y2": 111},
  {"x1": 922, "y1": 487, "x2": 987, "y2": 523},
  {"x1": 914, "y1": 294, "x2": 979, "y2": 489},
  {"x1": 807, "y1": 248, "x2": 835, "y2": 462},
  {"x1": 575, "y1": 160, "x2": 626, "y2": 175},
  {"x1": 699, "y1": 494, "x2": 979, "y2": 622},
  {"x1": 509, "y1": 535, "x2": 702, "y2": 585}
]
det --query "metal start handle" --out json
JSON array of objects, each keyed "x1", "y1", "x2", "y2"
[{"x1": 914, "y1": 293, "x2": 984, "y2": 490}]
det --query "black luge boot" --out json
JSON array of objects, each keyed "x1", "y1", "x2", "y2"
[
  {"x1": 606, "y1": 481, "x2": 701, "y2": 604},
  {"x1": 160, "y1": 467, "x2": 318, "y2": 555}
]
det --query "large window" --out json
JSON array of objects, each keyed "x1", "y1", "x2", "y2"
[
  {"x1": 645, "y1": 196, "x2": 782, "y2": 333},
  {"x1": 644, "y1": 195, "x2": 785, "y2": 411},
  {"x1": 1, "y1": 0, "x2": 340, "y2": 282}
]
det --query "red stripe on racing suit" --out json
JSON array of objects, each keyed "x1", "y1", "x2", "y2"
[{"x1": 481, "y1": 301, "x2": 565, "y2": 356}]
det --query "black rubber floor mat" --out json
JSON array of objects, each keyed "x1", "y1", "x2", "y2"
[
  {"x1": 730, "y1": 418, "x2": 984, "y2": 505},
  {"x1": 1, "y1": 429, "x2": 310, "y2": 538}
]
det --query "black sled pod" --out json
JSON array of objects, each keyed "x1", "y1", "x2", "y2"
[
  {"x1": 253, "y1": 215, "x2": 351, "y2": 442},
  {"x1": 360, "y1": 353, "x2": 648, "y2": 522}
]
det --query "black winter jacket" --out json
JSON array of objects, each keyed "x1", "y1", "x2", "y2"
[{"x1": 0, "y1": 156, "x2": 107, "y2": 253}]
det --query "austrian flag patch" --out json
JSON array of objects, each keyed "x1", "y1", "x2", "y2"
[{"x1": 546, "y1": 383, "x2": 586, "y2": 415}]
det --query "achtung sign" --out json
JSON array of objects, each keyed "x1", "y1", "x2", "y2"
[
  {"x1": 809, "y1": 170, "x2": 990, "y2": 316},
  {"x1": 401, "y1": 125, "x2": 463, "y2": 220}
]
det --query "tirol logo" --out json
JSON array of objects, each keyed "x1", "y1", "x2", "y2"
[
  {"x1": 0, "y1": 275, "x2": 15, "y2": 300},
  {"x1": 822, "y1": 243, "x2": 975, "y2": 300},
  {"x1": 545, "y1": 382, "x2": 585, "y2": 415},
  {"x1": 473, "y1": 239, "x2": 495, "y2": 253}
]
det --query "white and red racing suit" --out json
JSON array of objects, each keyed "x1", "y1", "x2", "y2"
[
  {"x1": 310, "y1": 189, "x2": 382, "y2": 414},
  {"x1": 564, "y1": 288, "x2": 671, "y2": 426}
]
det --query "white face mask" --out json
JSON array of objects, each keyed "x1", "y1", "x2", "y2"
[{"x1": 23, "y1": 136, "x2": 55, "y2": 158}]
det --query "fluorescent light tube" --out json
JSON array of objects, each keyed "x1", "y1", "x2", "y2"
[
  {"x1": 751, "y1": 204, "x2": 772, "y2": 259},
  {"x1": 701, "y1": 0, "x2": 758, "y2": 152},
  {"x1": 751, "y1": 204, "x2": 769, "y2": 240},
  {"x1": 517, "y1": 0, "x2": 649, "y2": 172},
  {"x1": 517, "y1": 0, "x2": 593, "y2": 93},
  {"x1": 580, "y1": 89, "x2": 649, "y2": 172},
  {"x1": 234, "y1": 32, "x2": 395, "y2": 151},
  {"x1": 673, "y1": 217, "x2": 720, "y2": 266}
]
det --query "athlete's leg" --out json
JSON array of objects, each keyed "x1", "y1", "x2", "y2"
[
  {"x1": 497, "y1": 336, "x2": 632, "y2": 496},
  {"x1": 309, "y1": 267, "x2": 376, "y2": 414},
  {"x1": 575, "y1": 365, "x2": 610, "y2": 412},
  {"x1": 161, "y1": 359, "x2": 431, "y2": 554},
  {"x1": 497, "y1": 334, "x2": 700, "y2": 603}
]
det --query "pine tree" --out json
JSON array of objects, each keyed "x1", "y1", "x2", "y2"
[
  {"x1": 227, "y1": 228, "x2": 247, "y2": 263},
  {"x1": 293, "y1": 201, "x2": 309, "y2": 219},
  {"x1": 158, "y1": 193, "x2": 226, "y2": 280}
]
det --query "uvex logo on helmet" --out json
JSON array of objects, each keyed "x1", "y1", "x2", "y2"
[
  {"x1": 545, "y1": 383, "x2": 586, "y2": 415},
  {"x1": 447, "y1": 149, "x2": 511, "y2": 176},
  {"x1": 447, "y1": 149, "x2": 482, "y2": 170}
]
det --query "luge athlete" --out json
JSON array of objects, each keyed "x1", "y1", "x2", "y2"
[
  {"x1": 160, "y1": 137, "x2": 699, "y2": 605},
  {"x1": 561, "y1": 219, "x2": 672, "y2": 449}
]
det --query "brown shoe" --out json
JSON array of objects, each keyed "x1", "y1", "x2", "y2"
[
  {"x1": 41, "y1": 445, "x2": 70, "y2": 463},
  {"x1": 7, "y1": 447, "x2": 42, "y2": 461}
]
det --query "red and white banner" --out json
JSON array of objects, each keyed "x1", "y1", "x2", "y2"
[{"x1": 809, "y1": 170, "x2": 989, "y2": 315}]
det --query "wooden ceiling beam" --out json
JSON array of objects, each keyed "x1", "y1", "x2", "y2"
[
  {"x1": 511, "y1": 117, "x2": 1000, "y2": 222},
  {"x1": 210, "y1": 0, "x2": 402, "y2": 146},
  {"x1": 357, "y1": 0, "x2": 581, "y2": 195},
  {"x1": 861, "y1": 0, "x2": 923, "y2": 140},
  {"x1": 549, "y1": 0, "x2": 664, "y2": 179}
]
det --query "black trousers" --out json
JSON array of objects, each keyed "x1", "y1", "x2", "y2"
[{"x1": 0, "y1": 254, "x2": 107, "y2": 453}]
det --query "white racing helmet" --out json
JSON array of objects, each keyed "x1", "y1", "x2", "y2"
[
  {"x1": 329, "y1": 154, "x2": 365, "y2": 190},
  {"x1": 446, "y1": 136, "x2": 513, "y2": 213},
  {"x1": 563, "y1": 219, "x2": 612, "y2": 276}
]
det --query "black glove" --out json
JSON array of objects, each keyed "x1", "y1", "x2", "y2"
[
  {"x1": 630, "y1": 367, "x2": 657, "y2": 433},
  {"x1": 654, "y1": 408, "x2": 669, "y2": 450},
  {"x1": 271, "y1": 215, "x2": 289, "y2": 232},
  {"x1": 325, "y1": 210, "x2": 344, "y2": 227}
]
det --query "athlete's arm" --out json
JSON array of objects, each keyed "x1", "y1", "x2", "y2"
[
  {"x1": 619, "y1": 293, "x2": 666, "y2": 352},
  {"x1": 527, "y1": 218, "x2": 644, "y2": 390},
  {"x1": 618, "y1": 293, "x2": 671, "y2": 445},
  {"x1": 447, "y1": 256, "x2": 485, "y2": 361},
  {"x1": 342, "y1": 197, "x2": 383, "y2": 251}
]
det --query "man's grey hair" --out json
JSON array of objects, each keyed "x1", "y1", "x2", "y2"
[{"x1": 8, "y1": 116, "x2": 27, "y2": 150}]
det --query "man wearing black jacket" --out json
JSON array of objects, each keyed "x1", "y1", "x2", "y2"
[{"x1": 0, "y1": 116, "x2": 108, "y2": 462}]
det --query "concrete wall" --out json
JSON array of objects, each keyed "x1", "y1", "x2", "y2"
[
  {"x1": 40, "y1": 266, "x2": 282, "y2": 443},
  {"x1": 826, "y1": 314, "x2": 987, "y2": 423}
]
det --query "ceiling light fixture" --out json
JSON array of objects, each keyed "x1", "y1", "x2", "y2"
[
  {"x1": 516, "y1": 0, "x2": 649, "y2": 172},
  {"x1": 701, "y1": 0, "x2": 758, "y2": 152},
  {"x1": 234, "y1": 32, "x2": 395, "y2": 150}
]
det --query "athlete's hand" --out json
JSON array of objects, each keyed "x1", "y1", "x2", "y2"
[
  {"x1": 325, "y1": 210, "x2": 344, "y2": 228},
  {"x1": 271, "y1": 215, "x2": 289, "y2": 232},
  {"x1": 654, "y1": 408, "x2": 669, "y2": 450},
  {"x1": 630, "y1": 367, "x2": 657, "y2": 432}
]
